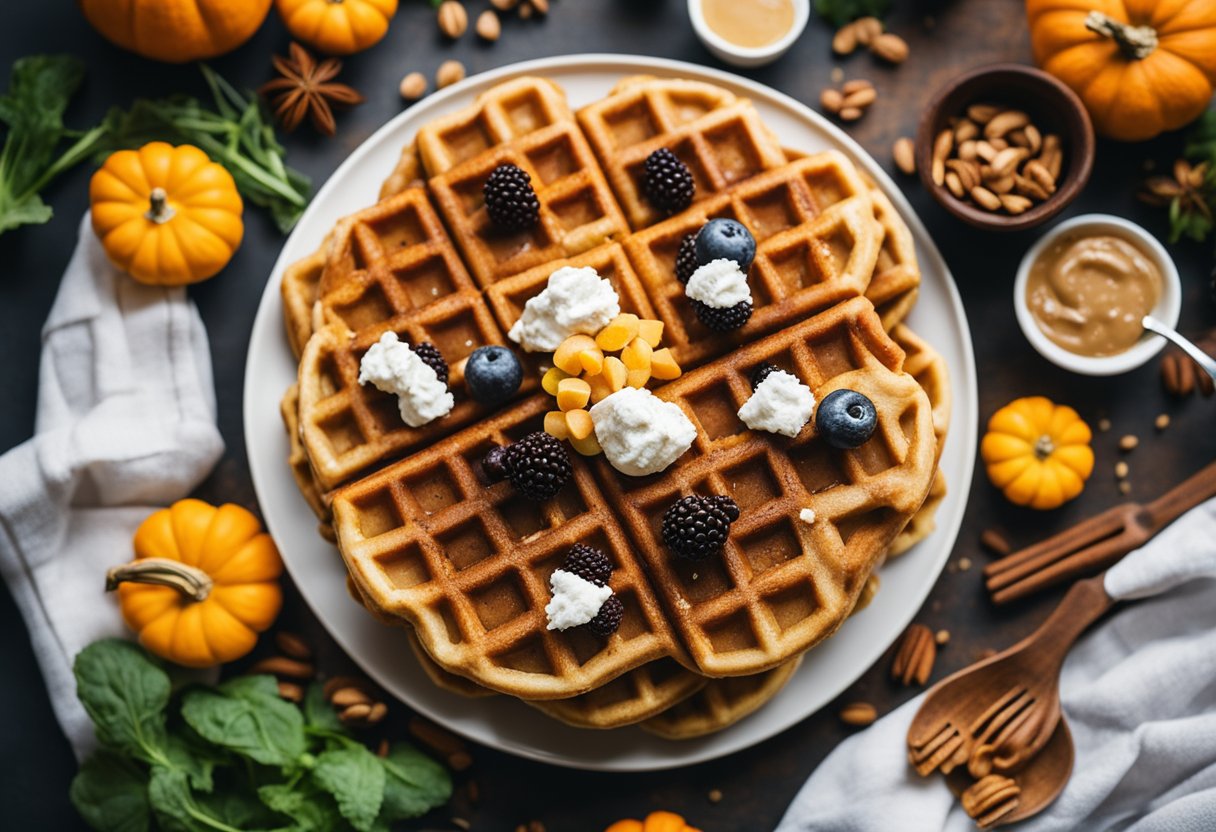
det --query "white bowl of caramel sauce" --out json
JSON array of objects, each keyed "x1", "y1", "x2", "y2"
[
  {"x1": 1014, "y1": 214, "x2": 1181, "y2": 376},
  {"x1": 688, "y1": 0, "x2": 809, "y2": 68}
]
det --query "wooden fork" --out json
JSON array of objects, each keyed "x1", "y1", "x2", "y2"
[{"x1": 985, "y1": 460, "x2": 1216, "y2": 604}]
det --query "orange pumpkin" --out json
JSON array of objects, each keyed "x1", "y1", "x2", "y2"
[
  {"x1": 107, "y1": 499, "x2": 283, "y2": 668},
  {"x1": 90, "y1": 143, "x2": 245, "y2": 286},
  {"x1": 275, "y1": 0, "x2": 399, "y2": 55},
  {"x1": 79, "y1": 0, "x2": 272, "y2": 63},
  {"x1": 605, "y1": 812, "x2": 702, "y2": 832},
  {"x1": 1026, "y1": 0, "x2": 1216, "y2": 141},
  {"x1": 980, "y1": 396, "x2": 1094, "y2": 510}
]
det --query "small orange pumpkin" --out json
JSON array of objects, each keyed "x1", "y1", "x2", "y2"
[
  {"x1": 90, "y1": 142, "x2": 244, "y2": 286},
  {"x1": 980, "y1": 396, "x2": 1094, "y2": 510},
  {"x1": 1026, "y1": 0, "x2": 1216, "y2": 141},
  {"x1": 79, "y1": 0, "x2": 272, "y2": 63},
  {"x1": 107, "y1": 499, "x2": 283, "y2": 668},
  {"x1": 275, "y1": 0, "x2": 399, "y2": 55},
  {"x1": 605, "y1": 812, "x2": 702, "y2": 832}
]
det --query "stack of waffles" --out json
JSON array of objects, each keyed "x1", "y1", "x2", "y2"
[{"x1": 280, "y1": 75, "x2": 951, "y2": 737}]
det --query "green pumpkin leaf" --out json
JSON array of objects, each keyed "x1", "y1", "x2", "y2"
[
  {"x1": 180, "y1": 675, "x2": 307, "y2": 768},
  {"x1": 69, "y1": 750, "x2": 150, "y2": 832},
  {"x1": 73, "y1": 639, "x2": 171, "y2": 764},
  {"x1": 310, "y1": 746, "x2": 385, "y2": 832}
]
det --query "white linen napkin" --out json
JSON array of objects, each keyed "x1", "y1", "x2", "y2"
[
  {"x1": 0, "y1": 215, "x2": 224, "y2": 758},
  {"x1": 777, "y1": 497, "x2": 1216, "y2": 831}
]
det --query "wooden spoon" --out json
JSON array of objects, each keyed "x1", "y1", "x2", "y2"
[{"x1": 907, "y1": 574, "x2": 1111, "y2": 782}]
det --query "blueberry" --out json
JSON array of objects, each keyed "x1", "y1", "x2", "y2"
[
  {"x1": 695, "y1": 218, "x2": 756, "y2": 272},
  {"x1": 816, "y1": 389, "x2": 878, "y2": 449},
  {"x1": 465, "y1": 346, "x2": 523, "y2": 407}
]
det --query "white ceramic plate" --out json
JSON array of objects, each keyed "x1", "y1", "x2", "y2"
[{"x1": 244, "y1": 55, "x2": 977, "y2": 772}]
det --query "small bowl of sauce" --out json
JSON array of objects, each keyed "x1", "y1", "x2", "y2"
[
  {"x1": 689, "y1": 0, "x2": 809, "y2": 68},
  {"x1": 1014, "y1": 214, "x2": 1181, "y2": 376}
]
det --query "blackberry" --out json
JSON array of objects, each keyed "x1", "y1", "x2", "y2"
[
  {"x1": 412, "y1": 342, "x2": 449, "y2": 385},
  {"x1": 586, "y1": 594, "x2": 623, "y2": 637},
  {"x1": 750, "y1": 362, "x2": 780, "y2": 390},
  {"x1": 484, "y1": 163, "x2": 539, "y2": 231},
  {"x1": 644, "y1": 148, "x2": 694, "y2": 215},
  {"x1": 563, "y1": 544, "x2": 613, "y2": 587},
  {"x1": 662, "y1": 494, "x2": 740, "y2": 561},
  {"x1": 497, "y1": 431, "x2": 572, "y2": 500},
  {"x1": 692, "y1": 299, "x2": 753, "y2": 332},
  {"x1": 675, "y1": 232, "x2": 700, "y2": 285}
]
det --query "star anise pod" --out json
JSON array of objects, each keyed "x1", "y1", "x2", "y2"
[
  {"x1": 1138, "y1": 158, "x2": 1211, "y2": 219},
  {"x1": 259, "y1": 42, "x2": 364, "y2": 136}
]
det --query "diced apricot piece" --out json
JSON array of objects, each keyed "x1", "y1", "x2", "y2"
[
  {"x1": 565, "y1": 408, "x2": 594, "y2": 440},
  {"x1": 570, "y1": 432, "x2": 603, "y2": 456},
  {"x1": 626, "y1": 366, "x2": 651, "y2": 388},
  {"x1": 554, "y1": 334, "x2": 598, "y2": 375},
  {"x1": 579, "y1": 348, "x2": 605, "y2": 376},
  {"x1": 649, "y1": 348, "x2": 682, "y2": 380},
  {"x1": 544, "y1": 410, "x2": 570, "y2": 440},
  {"x1": 602, "y1": 356, "x2": 628, "y2": 392},
  {"x1": 556, "y1": 377, "x2": 591, "y2": 411},
  {"x1": 637, "y1": 319, "x2": 664, "y2": 348},
  {"x1": 595, "y1": 313, "x2": 640, "y2": 351},
  {"x1": 541, "y1": 367, "x2": 569, "y2": 396},
  {"x1": 586, "y1": 372, "x2": 613, "y2": 404},
  {"x1": 621, "y1": 337, "x2": 653, "y2": 371}
]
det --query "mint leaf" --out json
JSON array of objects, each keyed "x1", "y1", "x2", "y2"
[
  {"x1": 70, "y1": 750, "x2": 150, "y2": 832},
  {"x1": 303, "y1": 683, "x2": 344, "y2": 734},
  {"x1": 147, "y1": 767, "x2": 211, "y2": 832},
  {"x1": 180, "y1": 675, "x2": 306, "y2": 768},
  {"x1": 74, "y1": 639, "x2": 171, "y2": 764},
  {"x1": 813, "y1": 0, "x2": 890, "y2": 27},
  {"x1": 259, "y1": 783, "x2": 344, "y2": 831},
  {"x1": 311, "y1": 746, "x2": 385, "y2": 832},
  {"x1": 0, "y1": 192, "x2": 51, "y2": 234},
  {"x1": 377, "y1": 743, "x2": 452, "y2": 821}
]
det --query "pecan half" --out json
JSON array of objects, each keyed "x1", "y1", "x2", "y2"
[{"x1": 892, "y1": 623, "x2": 936, "y2": 686}]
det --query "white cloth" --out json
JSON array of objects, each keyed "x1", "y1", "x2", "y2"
[
  {"x1": 0, "y1": 216, "x2": 223, "y2": 757},
  {"x1": 778, "y1": 498, "x2": 1216, "y2": 832}
]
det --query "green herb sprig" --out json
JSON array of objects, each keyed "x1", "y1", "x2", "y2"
[
  {"x1": 813, "y1": 0, "x2": 891, "y2": 27},
  {"x1": 70, "y1": 639, "x2": 451, "y2": 832},
  {"x1": 1140, "y1": 110, "x2": 1216, "y2": 245}
]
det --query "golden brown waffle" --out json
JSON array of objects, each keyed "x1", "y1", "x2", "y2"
[
  {"x1": 331, "y1": 395, "x2": 687, "y2": 699},
  {"x1": 864, "y1": 186, "x2": 921, "y2": 331},
  {"x1": 530, "y1": 659, "x2": 706, "y2": 729},
  {"x1": 280, "y1": 384, "x2": 335, "y2": 541},
  {"x1": 298, "y1": 291, "x2": 525, "y2": 492},
  {"x1": 622, "y1": 152, "x2": 881, "y2": 370},
  {"x1": 406, "y1": 628, "x2": 497, "y2": 699},
  {"x1": 640, "y1": 657, "x2": 801, "y2": 739},
  {"x1": 282, "y1": 249, "x2": 327, "y2": 361},
  {"x1": 379, "y1": 141, "x2": 426, "y2": 200},
  {"x1": 415, "y1": 77, "x2": 574, "y2": 177},
  {"x1": 315, "y1": 188, "x2": 478, "y2": 337},
  {"x1": 592, "y1": 296, "x2": 937, "y2": 677},
  {"x1": 890, "y1": 470, "x2": 948, "y2": 557},
  {"x1": 578, "y1": 76, "x2": 787, "y2": 229},
  {"x1": 428, "y1": 119, "x2": 629, "y2": 289}
]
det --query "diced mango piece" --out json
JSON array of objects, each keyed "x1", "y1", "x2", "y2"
[
  {"x1": 570, "y1": 432, "x2": 603, "y2": 456},
  {"x1": 626, "y1": 366, "x2": 651, "y2": 388},
  {"x1": 579, "y1": 348, "x2": 605, "y2": 376},
  {"x1": 602, "y1": 356, "x2": 628, "y2": 393},
  {"x1": 637, "y1": 319, "x2": 664, "y2": 348},
  {"x1": 586, "y1": 372, "x2": 614, "y2": 404},
  {"x1": 595, "y1": 313, "x2": 640, "y2": 351},
  {"x1": 554, "y1": 334, "x2": 598, "y2": 375},
  {"x1": 621, "y1": 337, "x2": 653, "y2": 371},
  {"x1": 541, "y1": 367, "x2": 570, "y2": 396},
  {"x1": 565, "y1": 408, "x2": 594, "y2": 441},
  {"x1": 556, "y1": 377, "x2": 591, "y2": 411},
  {"x1": 544, "y1": 410, "x2": 570, "y2": 440},
  {"x1": 650, "y1": 347, "x2": 682, "y2": 380}
]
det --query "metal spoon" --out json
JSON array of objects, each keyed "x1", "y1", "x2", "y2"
[{"x1": 1143, "y1": 315, "x2": 1216, "y2": 381}]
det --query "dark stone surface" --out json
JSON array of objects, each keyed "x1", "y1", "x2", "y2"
[{"x1": 1, "y1": 1, "x2": 1213, "y2": 829}]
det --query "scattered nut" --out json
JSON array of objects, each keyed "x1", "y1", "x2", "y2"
[
  {"x1": 1119, "y1": 480, "x2": 1132, "y2": 495},
  {"x1": 842, "y1": 85, "x2": 877, "y2": 110},
  {"x1": 839, "y1": 106, "x2": 864, "y2": 122},
  {"x1": 453, "y1": 819, "x2": 472, "y2": 831},
  {"x1": 490, "y1": 0, "x2": 518, "y2": 8},
  {"x1": 437, "y1": 1, "x2": 468, "y2": 38},
  {"x1": 870, "y1": 32, "x2": 909, "y2": 63},
  {"x1": 839, "y1": 701, "x2": 878, "y2": 726},
  {"x1": 274, "y1": 631, "x2": 313, "y2": 661},
  {"x1": 935, "y1": 629, "x2": 951, "y2": 645},
  {"x1": 330, "y1": 686, "x2": 372, "y2": 708},
  {"x1": 820, "y1": 88, "x2": 844, "y2": 114},
  {"x1": 832, "y1": 24, "x2": 859, "y2": 55},
  {"x1": 1161, "y1": 346, "x2": 1216, "y2": 398},
  {"x1": 958, "y1": 556, "x2": 973, "y2": 571},
  {"x1": 399, "y1": 71, "x2": 428, "y2": 101},
  {"x1": 1098, "y1": 417, "x2": 1113, "y2": 432},
  {"x1": 277, "y1": 680, "x2": 304, "y2": 702},
  {"x1": 1115, "y1": 461, "x2": 1129, "y2": 479},
  {"x1": 708, "y1": 789, "x2": 723, "y2": 804},
  {"x1": 518, "y1": 0, "x2": 533, "y2": 18},
  {"x1": 841, "y1": 78, "x2": 874, "y2": 95},
  {"x1": 966, "y1": 103, "x2": 1000, "y2": 124},
  {"x1": 530, "y1": 0, "x2": 549, "y2": 14},
  {"x1": 1155, "y1": 413, "x2": 1170, "y2": 431},
  {"x1": 893, "y1": 137, "x2": 916, "y2": 175},
  {"x1": 436, "y1": 60, "x2": 466, "y2": 89},
  {"x1": 854, "y1": 16, "x2": 883, "y2": 45},
  {"x1": 1119, "y1": 434, "x2": 1140, "y2": 452},
  {"x1": 409, "y1": 716, "x2": 474, "y2": 771},
  {"x1": 821, "y1": 79, "x2": 876, "y2": 122},
  {"x1": 980, "y1": 528, "x2": 1011, "y2": 556},
  {"x1": 249, "y1": 656, "x2": 315, "y2": 679},
  {"x1": 892, "y1": 623, "x2": 936, "y2": 686},
  {"x1": 476, "y1": 9, "x2": 501, "y2": 41}
]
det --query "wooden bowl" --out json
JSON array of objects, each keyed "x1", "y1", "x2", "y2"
[{"x1": 915, "y1": 63, "x2": 1095, "y2": 232}]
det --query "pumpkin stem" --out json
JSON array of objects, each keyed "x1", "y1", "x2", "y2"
[
  {"x1": 1085, "y1": 11, "x2": 1158, "y2": 61},
  {"x1": 106, "y1": 558, "x2": 212, "y2": 602},
  {"x1": 1034, "y1": 434, "x2": 1055, "y2": 461},
  {"x1": 145, "y1": 187, "x2": 176, "y2": 224}
]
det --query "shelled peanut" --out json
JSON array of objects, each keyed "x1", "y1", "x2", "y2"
[
  {"x1": 541, "y1": 314, "x2": 681, "y2": 456},
  {"x1": 929, "y1": 104, "x2": 1063, "y2": 215},
  {"x1": 832, "y1": 17, "x2": 909, "y2": 64},
  {"x1": 820, "y1": 79, "x2": 877, "y2": 123}
]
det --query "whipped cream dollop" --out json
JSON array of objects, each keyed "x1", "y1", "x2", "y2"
[
  {"x1": 508, "y1": 266, "x2": 621, "y2": 352},
  {"x1": 590, "y1": 387, "x2": 696, "y2": 477},
  {"x1": 799, "y1": 508, "x2": 817, "y2": 525},
  {"x1": 358, "y1": 332, "x2": 454, "y2": 427},
  {"x1": 737, "y1": 369, "x2": 815, "y2": 438},
  {"x1": 685, "y1": 258, "x2": 752, "y2": 309},
  {"x1": 545, "y1": 569, "x2": 613, "y2": 631}
]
